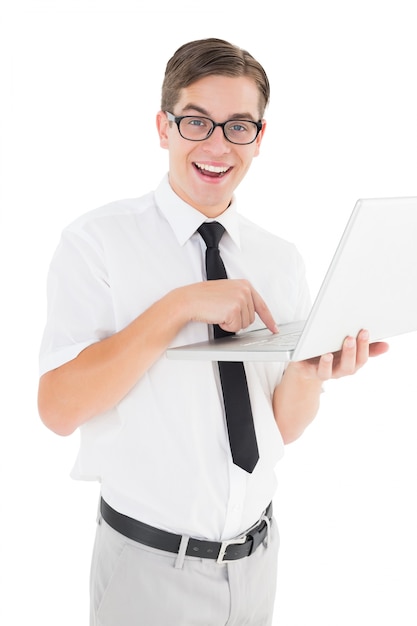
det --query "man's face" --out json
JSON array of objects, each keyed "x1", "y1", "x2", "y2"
[{"x1": 156, "y1": 75, "x2": 266, "y2": 218}]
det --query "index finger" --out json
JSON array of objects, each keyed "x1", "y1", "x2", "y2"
[{"x1": 251, "y1": 287, "x2": 279, "y2": 334}]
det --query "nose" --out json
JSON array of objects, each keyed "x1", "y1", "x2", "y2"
[{"x1": 202, "y1": 125, "x2": 231, "y2": 153}]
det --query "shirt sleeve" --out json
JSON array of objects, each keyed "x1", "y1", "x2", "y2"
[{"x1": 39, "y1": 225, "x2": 116, "y2": 376}]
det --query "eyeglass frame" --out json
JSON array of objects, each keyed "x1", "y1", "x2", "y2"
[{"x1": 165, "y1": 111, "x2": 263, "y2": 145}]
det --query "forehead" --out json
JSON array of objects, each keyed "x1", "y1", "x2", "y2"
[{"x1": 175, "y1": 75, "x2": 262, "y2": 119}]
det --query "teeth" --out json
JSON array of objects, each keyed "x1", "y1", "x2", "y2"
[{"x1": 195, "y1": 163, "x2": 229, "y2": 173}]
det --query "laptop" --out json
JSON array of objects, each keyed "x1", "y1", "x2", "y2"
[{"x1": 167, "y1": 196, "x2": 417, "y2": 362}]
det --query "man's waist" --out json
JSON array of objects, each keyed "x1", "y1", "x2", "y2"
[
  {"x1": 100, "y1": 497, "x2": 273, "y2": 564},
  {"x1": 100, "y1": 480, "x2": 277, "y2": 540}
]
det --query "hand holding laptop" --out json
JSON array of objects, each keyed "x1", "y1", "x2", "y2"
[
  {"x1": 288, "y1": 328, "x2": 390, "y2": 382},
  {"x1": 272, "y1": 328, "x2": 390, "y2": 444}
]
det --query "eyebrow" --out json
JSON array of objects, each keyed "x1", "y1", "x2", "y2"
[{"x1": 179, "y1": 103, "x2": 258, "y2": 121}]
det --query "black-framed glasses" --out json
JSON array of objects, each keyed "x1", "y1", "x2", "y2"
[{"x1": 166, "y1": 111, "x2": 263, "y2": 145}]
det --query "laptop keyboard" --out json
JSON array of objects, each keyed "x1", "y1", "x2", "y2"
[
  {"x1": 265, "y1": 332, "x2": 300, "y2": 348},
  {"x1": 236, "y1": 331, "x2": 301, "y2": 349}
]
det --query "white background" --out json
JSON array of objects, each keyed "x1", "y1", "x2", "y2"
[{"x1": 1, "y1": 0, "x2": 416, "y2": 624}]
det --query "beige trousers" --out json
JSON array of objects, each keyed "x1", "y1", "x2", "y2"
[{"x1": 90, "y1": 513, "x2": 279, "y2": 626}]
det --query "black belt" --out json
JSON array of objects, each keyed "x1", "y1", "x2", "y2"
[{"x1": 100, "y1": 498, "x2": 272, "y2": 564}]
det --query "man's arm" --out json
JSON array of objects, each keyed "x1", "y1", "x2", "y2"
[
  {"x1": 38, "y1": 279, "x2": 277, "y2": 436},
  {"x1": 273, "y1": 330, "x2": 390, "y2": 444}
]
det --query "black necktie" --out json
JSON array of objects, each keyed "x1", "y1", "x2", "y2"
[{"x1": 198, "y1": 222, "x2": 259, "y2": 473}]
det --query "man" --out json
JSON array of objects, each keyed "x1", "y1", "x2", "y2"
[{"x1": 38, "y1": 38, "x2": 388, "y2": 625}]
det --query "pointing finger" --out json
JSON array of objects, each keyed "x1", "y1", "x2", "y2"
[{"x1": 251, "y1": 287, "x2": 279, "y2": 334}]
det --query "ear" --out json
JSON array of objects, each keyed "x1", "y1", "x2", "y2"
[
  {"x1": 156, "y1": 111, "x2": 169, "y2": 149},
  {"x1": 253, "y1": 119, "x2": 266, "y2": 157}
]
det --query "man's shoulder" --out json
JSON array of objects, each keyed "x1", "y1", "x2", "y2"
[{"x1": 64, "y1": 190, "x2": 156, "y2": 235}]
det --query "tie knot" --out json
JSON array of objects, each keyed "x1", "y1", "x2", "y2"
[{"x1": 198, "y1": 222, "x2": 225, "y2": 249}]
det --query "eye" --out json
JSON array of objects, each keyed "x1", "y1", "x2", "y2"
[
  {"x1": 229, "y1": 123, "x2": 247, "y2": 133},
  {"x1": 187, "y1": 117, "x2": 210, "y2": 128},
  {"x1": 226, "y1": 121, "x2": 255, "y2": 136}
]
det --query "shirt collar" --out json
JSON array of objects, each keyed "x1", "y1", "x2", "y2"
[{"x1": 155, "y1": 174, "x2": 241, "y2": 248}]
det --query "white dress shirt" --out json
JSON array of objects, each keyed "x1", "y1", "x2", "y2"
[{"x1": 39, "y1": 174, "x2": 311, "y2": 540}]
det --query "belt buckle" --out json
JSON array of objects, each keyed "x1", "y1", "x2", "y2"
[{"x1": 216, "y1": 535, "x2": 247, "y2": 564}]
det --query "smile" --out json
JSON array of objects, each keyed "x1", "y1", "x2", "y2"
[{"x1": 194, "y1": 163, "x2": 231, "y2": 177}]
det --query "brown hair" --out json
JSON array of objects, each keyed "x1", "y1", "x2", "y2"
[{"x1": 161, "y1": 38, "x2": 270, "y2": 117}]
